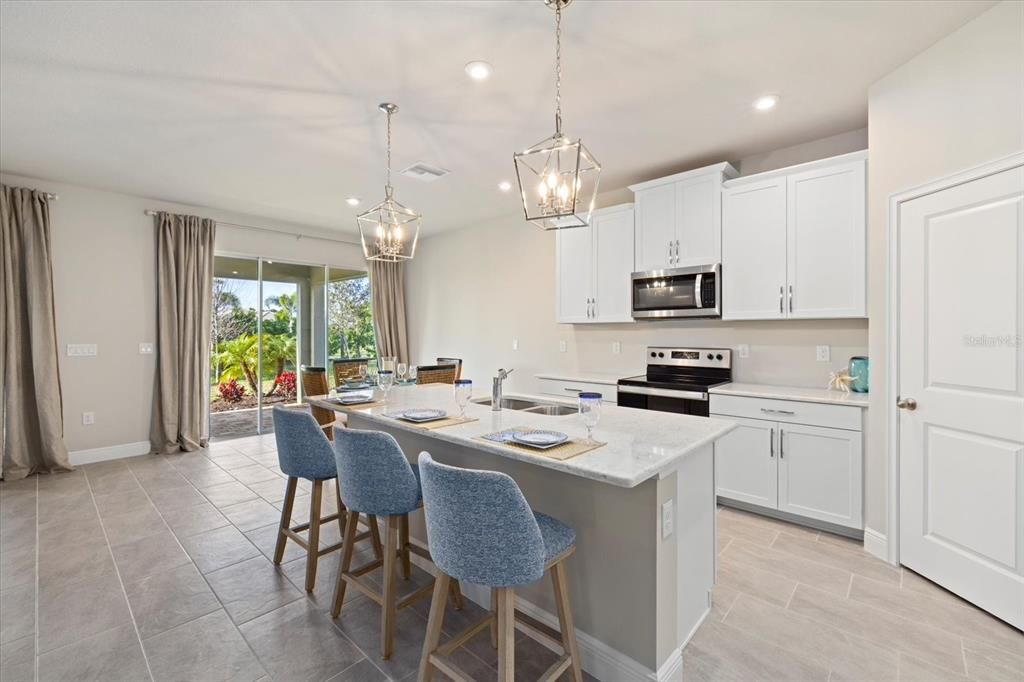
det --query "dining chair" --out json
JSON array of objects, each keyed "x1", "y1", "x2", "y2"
[
  {"x1": 435, "y1": 357, "x2": 463, "y2": 380},
  {"x1": 332, "y1": 358, "x2": 370, "y2": 387},
  {"x1": 300, "y1": 365, "x2": 337, "y2": 439},
  {"x1": 415, "y1": 364, "x2": 458, "y2": 385}
]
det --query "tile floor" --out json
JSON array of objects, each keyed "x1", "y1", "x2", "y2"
[{"x1": 0, "y1": 432, "x2": 1020, "y2": 682}]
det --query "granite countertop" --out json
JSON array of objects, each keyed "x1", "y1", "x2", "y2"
[
  {"x1": 709, "y1": 382, "x2": 870, "y2": 407},
  {"x1": 535, "y1": 371, "x2": 633, "y2": 385},
  {"x1": 310, "y1": 384, "x2": 735, "y2": 488}
]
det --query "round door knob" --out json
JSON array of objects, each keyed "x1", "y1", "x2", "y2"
[{"x1": 897, "y1": 397, "x2": 918, "y2": 411}]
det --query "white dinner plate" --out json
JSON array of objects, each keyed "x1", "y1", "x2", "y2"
[
  {"x1": 511, "y1": 430, "x2": 569, "y2": 449},
  {"x1": 399, "y1": 409, "x2": 448, "y2": 423}
]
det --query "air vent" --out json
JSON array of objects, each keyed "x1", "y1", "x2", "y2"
[{"x1": 400, "y1": 162, "x2": 451, "y2": 182}]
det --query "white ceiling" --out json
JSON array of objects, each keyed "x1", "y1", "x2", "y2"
[{"x1": 0, "y1": 0, "x2": 991, "y2": 236}]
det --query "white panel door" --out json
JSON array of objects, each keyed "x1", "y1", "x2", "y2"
[
  {"x1": 593, "y1": 206, "x2": 635, "y2": 323},
  {"x1": 721, "y1": 178, "x2": 787, "y2": 320},
  {"x1": 778, "y1": 423, "x2": 863, "y2": 529},
  {"x1": 555, "y1": 222, "x2": 593, "y2": 323},
  {"x1": 899, "y1": 164, "x2": 1024, "y2": 630},
  {"x1": 713, "y1": 416, "x2": 778, "y2": 509},
  {"x1": 787, "y1": 159, "x2": 866, "y2": 318},
  {"x1": 675, "y1": 175, "x2": 718, "y2": 267},
  {"x1": 633, "y1": 184, "x2": 676, "y2": 272}
]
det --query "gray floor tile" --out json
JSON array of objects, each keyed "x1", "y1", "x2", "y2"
[
  {"x1": 148, "y1": 484, "x2": 209, "y2": 512},
  {"x1": 212, "y1": 454, "x2": 260, "y2": 472},
  {"x1": 125, "y1": 563, "x2": 222, "y2": 638},
  {"x1": 281, "y1": 549, "x2": 372, "y2": 613},
  {"x1": 93, "y1": 487, "x2": 155, "y2": 519},
  {"x1": 37, "y1": 509, "x2": 106, "y2": 556},
  {"x1": 239, "y1": 599, "x2": 363, "y2": 682},
  {"x1": 325, "y1": 658, "x2": 384, "y2": 682},
  {"x1": 86, "y1": 468, "x2": 142, "y2": 496},
  {"x1": 0, "y1": 543, "x2": 36, "y2": 593},
  {"x1": 37, "y1": 624, "x2": 150, "y2": 682},
  {"x1": 207, "y1": 556, "x2": 304, "y2": 625},
  {"x1": 110, "y1": 529, "x2": 191, "y2": 583},
  {"x1": 0, "y1": 634, "x2": 35, "y2": 682},
  {"x1": 220, "y1": 498, "x2": 281, "y2": 532},
  {"x1": 244, "y1": 522, "x2": 306, "y2": 564},
  {"x1": 331, "y1": 587, "x2": 432, "y2": 680},
  {"x1": 721, "y1": 537, "x2": 852, "y2": 596},
  {"x1": 773, "y1": 533, "x2": 901, "y2": 585},
  {"x1": 961, "y1": 638, "x2": 1024, "y2": 682},
  {"x1": 160, "y1": 501, "x2": 230, "y2": 539},
  {"x1": 102, "y1": 504, "x2": 168, "y2": 548},
  {"x1": 180, "y1": 524, "x2": 261, "y2": 574},
  {"x1": 39, "y1": 536, "x2": 115, "y2": 590},
  {"x1": 897, "y1": 653, "x2": 969, "y2": 682},
  {"x1": 0, "y1": 584, "x2": 34, "y2": 645},
  {"x1": 230, "y1": 465, "x2": 280, "y2": 486},
  {"x1": 244, "y1": 477, "x2": 290, "y2": 504},
  {"x1": 0, "y1": 505, "x2": 36, "y2": 553},
  {"x1": 178, "y1": 466, "x2": 236, "y2": 488},
  {"x1": 201, "y1": 481, "x2": 259, "y2": 508},
  {"x1": 144, "y1": 609, "x2": 265, "y2": 682},
  {"x1": 38, "y1": 570, "x2": 131, "y2": 653},
  {"x1": 682, "y1": 617, "x2": 829, "y2": 681}
]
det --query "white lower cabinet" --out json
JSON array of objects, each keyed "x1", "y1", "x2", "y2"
[{"x1": 712, "y1": 394, "x2": 864, "y2": 530}]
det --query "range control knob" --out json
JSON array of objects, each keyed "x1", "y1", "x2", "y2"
[
  {"x1": 650, "y1": 352, "x2": 657, "y2": 358},
  {"x1": 716, "y1": 354, "x2": 723, "y2": 361},
  {"x1": 706, "y1": 353, "x2": 713, "y2": 360},
  {"x1": 658, "y1": 352, "x2": 665, "y2": 358}
]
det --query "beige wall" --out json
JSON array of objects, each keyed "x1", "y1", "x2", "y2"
[
  {"x1": 406, "y1": 130, "x2": 870, "y2": 398},
  {"x1": 0, "y1": 172, "x2": 365, "y2": 455},
  {"x1": 864, "y1": 0, "x2": 1024, "y2": 535}
]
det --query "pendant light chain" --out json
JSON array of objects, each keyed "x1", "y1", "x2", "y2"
[
  {"x1": 554, "y1": 2, "x2": 562, "y2": 137},
  {"x1": 385, "y1": 107, "x2": 393, "y2": 197}
]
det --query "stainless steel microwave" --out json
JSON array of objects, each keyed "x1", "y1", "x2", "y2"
[{"x1": 631, "y1": 263, "x2": 721, "y2": 319}]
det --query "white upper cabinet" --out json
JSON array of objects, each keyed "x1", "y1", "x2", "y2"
[
  {"x1": 630, "y1": 162, "x2": 738, "y2": 272},
  {"x1": 556, "y1": 204, "x2": 634, "y2": 324},
  {"x1": 721, "y1": 151, "x2": 867, "y2": 321}
]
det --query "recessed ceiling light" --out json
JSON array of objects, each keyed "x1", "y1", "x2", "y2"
[
  {"x1": 498, "y1": 181, "x2": 512, "y2": 192},
  {"x1": 232, "y1": 270, "x2": 238, "y2": 275},
  {"x1": 753, "y1": 95, "x2": 779, "y2": 111},
  {"x1": 465, "y1": 61, "x2": 493, "y2": 81},
  {"x1": 346, "y1": 197, "x2": 360, "y2": 206}
]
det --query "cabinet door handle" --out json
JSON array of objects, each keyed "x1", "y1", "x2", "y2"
[
  {"x1": 788, "y1": 285, "x2": 793, "y2": 313},
  {"x1": 668, "y1": 241, "x2": 673, "y2": 264},
  {"x1": 564, "y1": 387, "x2": 582, "y2": 394},
  {"x1": 769, "y1": 428, "x2": 775, "y2": 458},
  {"x1": 675, "y1": 239, "x2": 680, "y2": 264},
  {"x1": 760, "y1": 407, "x2": 796, "y2": 415},
  {"x1": 779, "y1": 286, "x2": 784, "y2": 314},
  {"x1": 591, "y1": 298, "x2": 596, "y2": 319},
  {"x1": 779, "y1": 428, "x2": 784, "y2": 459}
]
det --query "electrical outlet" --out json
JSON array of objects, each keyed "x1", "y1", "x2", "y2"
[
  {"x1": 738, "y1": 344, "x2": 750, "y2": 359},
  {"x1": 558, "y1": 340, "x2": 567, "y2": 353},
  {"x1": 816, "y1": 345, "x2": 831, "y2": 362},
  {"x1": 67, "y1": 344, "x2": 97, "y2": 357},
  {"x1": 512, "y1": 338, "x2": 519, "y2": 351},
  {"x1": 82, "y1": 412, "x2": 95, "y2": 425},
  {"x1": 139, "y1": 342, "x2": 154, "y2": 355},
  {"x1": 611, "y1": 341, "x2": 621, "y2": 354},
  {"x1": 661, "y1": 500, "x2": 674, "y2": 539}
]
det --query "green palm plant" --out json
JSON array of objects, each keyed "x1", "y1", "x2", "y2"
[
  {"x1": 214, "y1": 335, "x2": 260, "y2": 395},
  {"x1": 262, "y1": 334, "x2": 297, "y2": 396}
]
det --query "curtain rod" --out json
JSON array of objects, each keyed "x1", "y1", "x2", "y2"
[{"x1": 143, "y1": 209, "x2": 359, "y2": 247}]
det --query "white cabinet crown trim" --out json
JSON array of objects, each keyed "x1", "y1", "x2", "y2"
[
  {"x1": 723, "y1": 150, "x2": 867, "y2": 188},
  {"x1": 628, "y1": 162, "x2": 738, "y2": 192}
]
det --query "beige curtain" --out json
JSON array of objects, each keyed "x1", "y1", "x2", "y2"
[
  {"x1": 150, "y1": 212, "x2": 216, "y2": 454},
  {"x1": 368, "y1": 260, "x2": 410, "y2": 363},
  {"x1": 0, "y1": 185, "x2": 72, "y2": 480}
]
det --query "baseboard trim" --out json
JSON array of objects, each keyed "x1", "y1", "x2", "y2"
[
  {"x1": 69, "y1": 440, "x2": 150, "y2": 466},
  {"x1": 409, "y1": 552, "x2": 658, "y2": 682},
  {"x1": 863, "y1": 527, "x2": 889, "y2": 563}
]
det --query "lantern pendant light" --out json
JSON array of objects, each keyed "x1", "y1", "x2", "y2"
[
  {"x1": 514, "y1": 0, "x2": 601, "y2": 230},
  {"x1": 357, "y1": 103, "x2": 421, "y2": 262}
]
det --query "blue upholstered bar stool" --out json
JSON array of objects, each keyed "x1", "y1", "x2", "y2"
[
  {"x1": 417, "y1": 453, "x2": 583, "y2": 682},
  {"x1": 331, "y1": 428, "x2": 463, "y2": 660},
  {"x1": 272, "y1": 407, "x2": 382, "y2": 592}
]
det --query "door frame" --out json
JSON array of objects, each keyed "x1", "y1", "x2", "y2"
[{"x1": 884, "y1": 150, "x2": 1024, "y2": 566}]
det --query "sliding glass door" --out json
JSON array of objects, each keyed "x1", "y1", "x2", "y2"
[{"x1": 209, "y1": 256, "x2": 375, "y2": 440}]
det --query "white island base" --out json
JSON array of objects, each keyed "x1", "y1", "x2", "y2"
[{"x1": 315, "y1": 386, "x2": 733, "y2": 681}]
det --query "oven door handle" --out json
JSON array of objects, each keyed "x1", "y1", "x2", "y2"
[{"x1": 616, "y1": 385, "x2": 709, "y2": 401}]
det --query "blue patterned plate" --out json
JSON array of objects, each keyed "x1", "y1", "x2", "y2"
[
  {"x1": 398, "y1": 409, "x2": 448, "y2": 423},
  {"x1": 511, "y1": 430, "x2": 569, "y2": 449}
]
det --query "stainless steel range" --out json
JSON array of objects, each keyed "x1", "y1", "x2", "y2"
[{"x1": 617, "y1": 346, "x2": 732, "y2": 416}]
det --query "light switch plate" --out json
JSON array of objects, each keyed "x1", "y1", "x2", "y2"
[
  {"x1": 82, "y1": 412, "x2": 95, "y2": 425},
  {"x1": 738, "y1": 344, "x2": 750, "y2": 359},
  {"x1": 816, "y1": 345, "x2": 831, "y2": 362},
  {"x1": 67, "y1": 344, "x2": 97, "y2": 357},
  {"x1": 661, "y1": 500, "x2": 674, "y2": 539},
  {"x1": 139, "y1": 343, "x2": 154, "y2": 355},
  {"x1": 558, "y1": 340, "x2": 567, "y2": 353},
  {"x1": 611, "y1": 341, "x2": 621, "y2": 355},
  {"x1": 512, "y1": 338, "x2": 519, "y2": 351}
]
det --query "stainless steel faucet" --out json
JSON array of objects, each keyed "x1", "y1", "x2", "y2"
[{"x1": 491, "y1": 368, "x2": 514, "y2": 411}]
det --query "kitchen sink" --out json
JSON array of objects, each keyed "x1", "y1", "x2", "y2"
[{"x1": 471, "y1": 397, "x2": 575, "y2": 415}]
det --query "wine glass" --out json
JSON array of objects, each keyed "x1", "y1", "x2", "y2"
[
  {"x1": 408, "y1": 365, "x2": 418, "y2": 383},
  {"x1": 578, "y1": 392, "x2": 602, "y2": 443},
  {"x1": 397, "y1": 362, "x2": 408, "y2": 383},
  {"x1": 453, "y1": 379, "x2": 472, "y2": 419},
  {"x1": 357, "y1": 364, "x2": 368, "y2": 385},
  {"x1": 377, "y1": 370, "x2": 394, "y2": 403}
]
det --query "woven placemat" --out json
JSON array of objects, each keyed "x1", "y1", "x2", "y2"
[
  {"x1": 477, "y1": 427, "x2": 606, "y2": 462},
  {"x1": 327, "y1": 399, "x2": 388, "y2": 411},
  {"x1": 385, "y1": 414, "x2": 480, "y2": 430}
]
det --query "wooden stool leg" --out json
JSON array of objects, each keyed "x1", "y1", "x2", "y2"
[
  {"x1": 368, "y1": 514, "x2": 383, "y2": 560},
  {"x1": 399, "y1": 514, "x2": 411, "y2": 579},
  {"x1": 489, "y1": 588, "x2": 498, "y2": 648},
  {"x1": 305, "y1": 480, "x2": 324, "y2": 592},
  {"x1": 330, "y1": 511, "x2": 360, "y2": 618},
  {"x1": 449, "y1": 579, "x2": 464, "y2": 611},
  {"x1": 551, "y1": 561, "x2": 583, "y2": 682},
  {"x1": 418, "y1": 572, "x2": 450, "y2": 682},
  {"x1": 333, "y1": 478, "x2": 347, "y2": 539},
  {"x1": 381, "y1": 516, "x2": 399, "y2": 660},
  {"x1": 273, "y1": 477, "x2": 298, "y2": 564},
  {"x1": 496, "y1": 587, "x2": 516, "y2": 682}
]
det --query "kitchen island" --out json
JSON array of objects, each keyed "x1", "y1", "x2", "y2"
[{"x1": 310, "y1": 383, "x2": 735, "y2": 682}]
